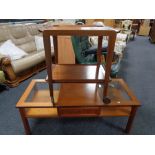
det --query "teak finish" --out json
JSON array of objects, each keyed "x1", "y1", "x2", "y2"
[
  {"x1": 16, "y1": 26, "x2": 140, "y2": 134},
  {"x1": 57, "y1": 36, "x2": 75, "y2": 64},
  {"x1": 16, "y1": 79, "x2": 140, "y2": 134},
  {"x1": 43, "y1": 26, "x2": 116, "y2": 105},
  {"x1": 51, "y1": 64, "x2": 106, "y2": 83}
]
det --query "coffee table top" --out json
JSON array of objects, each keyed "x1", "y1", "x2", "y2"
[{"x1": 16, "y1": 79, "x2": 140, "y2": 108}]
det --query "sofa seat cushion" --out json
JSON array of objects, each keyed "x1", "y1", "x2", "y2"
[
  {"x1": 11, "y1": 51, "x2": 45, "y2": 73},
  {"x1": 11, "y1": 49, "x2": 54, "y2": 74}
]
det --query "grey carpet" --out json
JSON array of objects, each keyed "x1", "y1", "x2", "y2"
[{"x1": 0, "y1": 36, "x2": 155, "y2": 135}]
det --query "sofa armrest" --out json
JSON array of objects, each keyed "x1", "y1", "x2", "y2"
[{"x1": 0, "y1": 57, "x2": 17, "y2": 81}]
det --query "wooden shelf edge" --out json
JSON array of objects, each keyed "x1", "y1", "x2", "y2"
[
  {"x1": 51, "y1": 64, "x2": 106, "y2": 82},
  {"x1": 24, "y1": 107, "x2": 131, "y2": 118},
  {"x1": 25, "y1": 108, "x2": 58, "y2": 118}
]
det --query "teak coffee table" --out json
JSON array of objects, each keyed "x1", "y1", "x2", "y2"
[{"x1": 16, "y1": 78, "x2": 140, "y2": 134}]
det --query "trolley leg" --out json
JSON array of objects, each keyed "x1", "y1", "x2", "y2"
[
  {"x1": 125, "y1": 106, "x2": 138, "y2": 134},
  {"x1": 103, "y1": 82, "x2": 111, "y2": 104},
  {"x1": 19, "y1": 108, "x2": 31, "y2": 135}
]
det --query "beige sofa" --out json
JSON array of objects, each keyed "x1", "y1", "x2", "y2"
[{"x1": 0, "y1": 23, "x2": 54, "y2": 87}]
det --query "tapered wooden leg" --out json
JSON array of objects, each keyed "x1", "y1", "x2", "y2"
[
  {"x1": 19, "y1": 108, "x2": 31, "y2": 135},
  {"x1": 125, "y1": 106, "x2": 138, "y2": 134}
]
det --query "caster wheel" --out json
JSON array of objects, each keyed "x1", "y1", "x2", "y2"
[{"x1": 103, "y1": 97, "x2": 111, "y2": 104}]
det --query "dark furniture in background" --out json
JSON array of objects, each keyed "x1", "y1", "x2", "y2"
[
  {"x1": 132, "y1": 19, "x2": 142, "y2": 33},
  {"x1": 149, "y1": 20, "x2": 155, "y2": 43},
  {"x1": 0, "y1": 19, "x2": 47, "y2": 24}
]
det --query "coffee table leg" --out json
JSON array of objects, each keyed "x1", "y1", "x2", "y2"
[
  {"x1": 125, "y1": 106, "x2": 138, "y2": 134},
  {"x1": 19, "y1": 108, "x2": 31, "y2": 135}
]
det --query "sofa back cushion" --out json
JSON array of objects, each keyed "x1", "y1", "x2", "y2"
[
  {"x1": 17, "y1": 40, "x2": 37, "y2": 53},
  {"x1": 8, "y1": 25, "x2": 28, "y2": 39},
  {"x1": 0, "y1": 23, "x2": 45, "y2": 54},
  {"x1": 26, "y1": 24, "x2": 41, "y2": 36},
  {"x1": 0, "y1": 26, "x2": 11, "y2": 44},
  {"x1": 8, "y1": 25, "x2": 37, "y2": 53}
]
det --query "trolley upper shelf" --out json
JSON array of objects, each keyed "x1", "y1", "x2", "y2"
[{"x1": 43, "y1": 25, "x2": 117, "y2": 36}]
